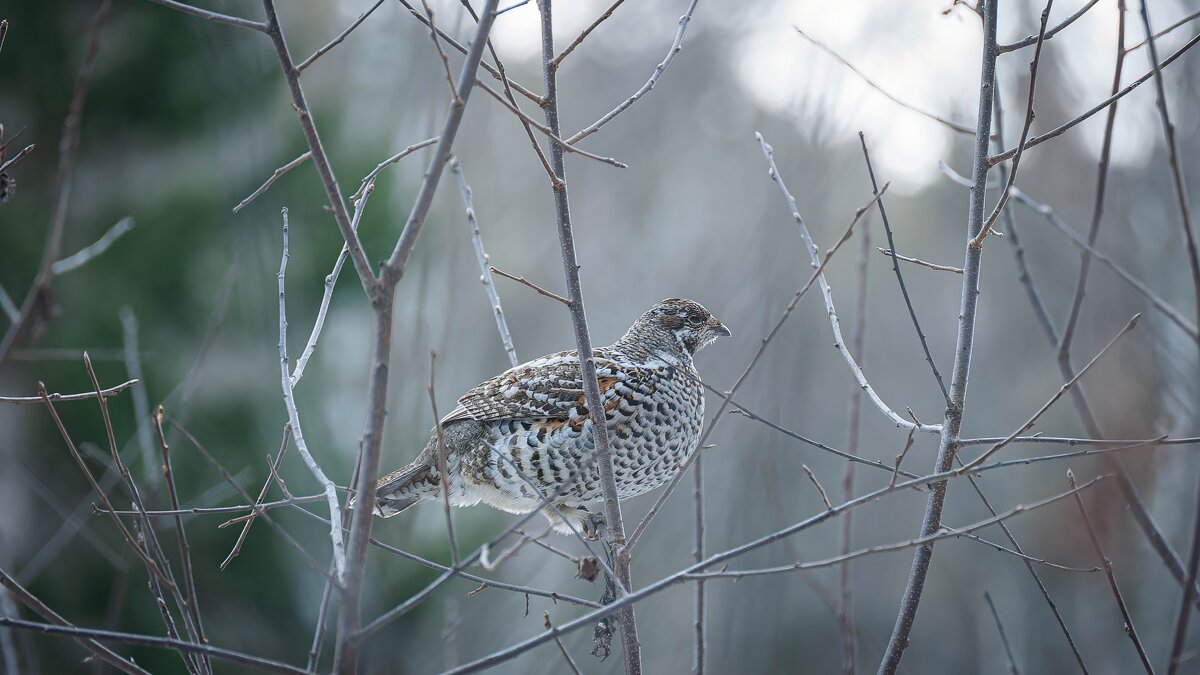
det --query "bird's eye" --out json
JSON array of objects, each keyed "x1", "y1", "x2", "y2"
[{"x1": 687, "y1": 314, "x2": 704, "y2": 325}]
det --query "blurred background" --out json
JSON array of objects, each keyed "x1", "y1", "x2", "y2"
[{"x1": 2, "y1": 0, "x2": 1199, "y2": 672}]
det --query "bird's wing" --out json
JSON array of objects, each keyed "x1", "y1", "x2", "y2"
[{"x1": 442, "y1": 349, "x2": 647, "y2": 424}]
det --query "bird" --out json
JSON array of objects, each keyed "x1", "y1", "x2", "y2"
[{"x1": 363, "y1": 298, "x2": 730, "y2": 537}]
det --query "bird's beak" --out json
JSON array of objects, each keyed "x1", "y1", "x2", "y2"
[{"x1": 711, "y1": 321, "x2": 731, "y2": 337}]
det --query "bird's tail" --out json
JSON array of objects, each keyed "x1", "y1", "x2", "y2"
[{"x1": 349, "y1": 461, "x2": 434, "y2": 517}]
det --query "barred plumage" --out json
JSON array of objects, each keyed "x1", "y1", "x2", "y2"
[{"x1": 368, "y1": 298, "x2": 730, "y2": 535}]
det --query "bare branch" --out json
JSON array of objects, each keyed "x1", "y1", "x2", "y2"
[
  {"x1": 490, "y1": 265, "x2": 570, "y2": 305},
  {"x1": 428, "y1": 351, "x2": 460, "y2": 565},
  {"x1": 566, "y1": 0, "x2": 700, "y2": 145},
  {"x1": 51, "y1": 217, "x2": 134, "y2": 275},
  {"x1": 989, "y1": 31, "x2": 1200, "y2": 165},
  {"x1": 141, "y1": 0, "x2": 267, "y2": 32},
  {"x1": 878, "y1": 0, "x2": 999, "y2": 668},
  {"x1": 277, "y1": 208, "x2": 347, "y2": 582},
  {"x1": 876, "y1": 248, "x2": 962, "y2": 274},
  {"x1": 795, "y1": 28, "x2": 974, "y2": 135},
  {"x1": 297, "y1": 0, "x2": 386, "y2": 72},
  {"x1": 475, "y1": 81, "x2": 629, "y2": 168},
  {"x1": 983, "y1": 592, "x2": 1021, "y2": 675},
  {"x1": 758, "y1": 134, "x2": 939, "y2": 434},
  {"x1": 451, "y1": 157, "x2": 519, "y2": 366},
  {"x1": 0, "y1": 567, "x2": 151, "y2": 675},
  {"x1": 972, "y1": 0, "x2": 1054, "y2": 249},
  {"x1": 998, "y1": 0, "x2": 1100, "y2": 52},
  {"x1": 550, "y1": 0, "x2": 627, "y2": 68},
  {"x1": 860, "y1": 132, "x2": 950, "y2": 405},
  {"x1": 1068, "y1": 470, "x2": 1154, "y2": 673},
  {"x1": 958, "y1": 314, "x2": 1140, "y2": 474},
  {"x1": 220, "y1": 425, "x2": 291, "y2": 570},
  {"x1": 0, "y1": 0, "x2": 110, "y2": 366},
  {"x1": 0, "y1": 618, "x2": 310, "y2": 675},
  {"x1": 232, "y1": 151, "x2": 310, "y2": 213},
  {"x1": 0, "y1": 379, "x2": 137, "y2": 405},
  {"x1": 261, "y1": 0, "x2": 376, "y2": 294}
]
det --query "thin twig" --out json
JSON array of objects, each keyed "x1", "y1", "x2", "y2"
[
  {"x1": 998, "y1": 0, "x2": 1100, "y2": 52},
  {"x1": 150, "y1": 408, "x2": 211, "y2": 674},
  {"x1": 839, "y1": 205, "x2": 871, "y2": 675},
  {"x1": 629, "y1": 184, "x2": 898, "y2": 553},
  {"x1": 297, "y1": 0, "x2": 387, "y2": 72},
  {"x1": 350, "y1": 137, "x2": 439, "y2": 202},
  {"x1": 875, "y1": 248, "x2": 962, "y2": 274},
  {"x1": 988, "y1": 31, "x2": 1200, "y2": 165},
  {"x1": 958, "y1": 314, "x2": 1140, "y2": 474},
  {"x1": 984, "y1": 592, "x2": 1021, "y2": 675},
  {"x1": 50, "y1": 217, "x2": 133, "y2": 275},
  {"x1": 1058, "y1": 0, "x2": 1126, "y2": 364},
  {"x1": 0, "y1": 379, "x2": 138, "y2": 405},
  {"x1": 0, "y1": 1, "x2": 110, "y2": 366},
  {"x1": 757, "y1": 134, "x2": 938, "y2": 434},
  {"x1": 550, "y1": 0, "x2": 626, "y2": 67},
  {"x1": 336, "y1": 2, "x2": 502, "y2": 669},
  {"x1": 1068, "y1": 470, "x2": 1154, "y2": 674},
  {"x1": 261, "y1": 0, "x2": 376, "y2": 293},
  {"x1": 544, "y1": 612, "x2": 584, "y2": 675},
  {"x1": 1125, "y1": 8, "x2": 1200, "y2": 53},
  {"x1": 142, "y1": 0, "x2": 267, "y2": 31},
  {"x1": 442, "y1": 470, "x2": 1106, "y2": 673},
  {"x1": 971, "y1": 0, "x2": 1055, "y2": 249},
  {"x1": 689, "y1": 478, "x2": 1103, "y2": 580},
  {"x1": 860, "y1": 132, "x2": 950, "y2": 405},
  {"x1": 475, "y1": 80, "x2": 628, "y2": 168},
  {"x1": 169, "y1": 418, "x2": 334, "y2": 580},
  {"x1": 795, "y1": 28, "x2": 974, "y2": 135},
  {"x1": 878, "y1": 1, "x2": 999, "y2": 669},
  {"x1": 0, "y1": 618, "x2": 310, "y2": 675},
  {"x1": 421, "y1": 0, "x2": 462, "y2": 104},
  {"x1": 428, "y1": 351, "x2": 460, "y2": 565},
  {"x1": 490, "y1": 266, "x2": 570, "y2": 305},
  {"x1": 802, "y1": 464, "x2": 833, "y2": 510},
  {"x1": 277, "y1": 208, "x2": 346, "y2": 582},
  {"x1": 0, "y1": 567, "x2": 150, "y2": 675},
  {"x1": 451, "y1": 157, "x2": 519, "y2": 366},
  {"x1": 566, "y1": 0, "x2": 700, "y2": 145},
  {"x1": 220, "y1": 424, "x2": 291, "y2": 570},
  {"x1": 394, "y1": 0, "x2": 542, "y2": 105},
  {"x1": 537, "y1": 1, "x2": 641, "y2": 671},
  {"x1": 232, "y1": 151, "x2": 310, "y2": 213}
]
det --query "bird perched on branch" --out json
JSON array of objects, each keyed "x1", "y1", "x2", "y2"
[{"x1": 363, "y1": 298, "x2": 730, "y2": 536}]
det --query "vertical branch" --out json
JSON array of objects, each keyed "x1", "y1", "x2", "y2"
[
  {"x1": 428, "y1": 351, "x2": 460, "y2": 565},
  {"x1": 988, "y1": 21, "x2": 1200, "y2": 616},
  {"x1": 119, "y1": 307, "x2": 156, "y2": 491},
  {"x1": 859, "y1": 133, "x2": 949, "y2": 407},
  {"x1": 1141, "y1": 0, "x2": 1200, "y2": 666},
  {"x1": 983, "y1": 592, "x2": 1021, "y2": 675},
  {"x1": 1068, "y1": 470, "x2": 1154, "y2": 674},
  {"x1": 0, "y1": 0, "x2": 110, "y2": 366},
  {"x1": 277, "y1": 209, "x2": 347, "y2": 581},
  {"x1": 538, "y1": 1, "x2": 642, "y2": 673},
  {"x1": 335, "y1": 0, "x2": 500, "y2": 669},
  {"x1": 1058, "y1": 0, "x2": 1126, "y2": 358},
  {"x1": 450, "y1": 157, "x2": 519, "y2": 367},
  {"x1": 840, "y1": 212, "x2": 871, "y2": 675},
  {"x1": 877, "y1": 0, "x2": 998, "y2": 672},
  {"x1": 150, "y1": 407, "x2": 210, "y2": 675},
  {"x1": 259, "y1": 0, "x2": 376, "y2": 294},
  {"x1": 692, "y1": 449, "x2": 705, "y2": 675}
]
